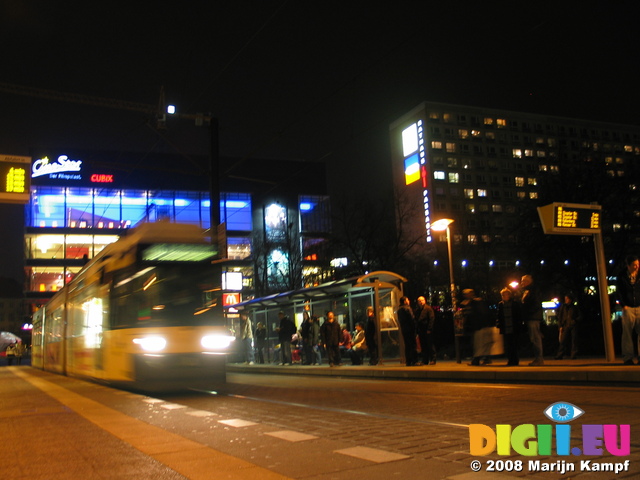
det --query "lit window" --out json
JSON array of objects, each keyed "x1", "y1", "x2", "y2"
[
  {"x1": 466, "y1": 204, "x2": 475, "y2": 213},
  {"x1": 471, "y1": 130, "x2": 481, "y2": 137},
  {"x1": 464, "y1": 189, "x2": 474, "y2": 199},
  {"x1": 448, "y1": 172, "x2": 459, "y2": 183},
  {"x1": 529, "y1": 192, "x2": 538, "y2": 199},
  {"x1": 445, "y1": 142, "x2": 456, "y2": 153},
  {"x1": 528, "y1": 178, "x2": 537, "y2": 186},
  {"x1": 458, "y1": 129, "x2": 469, "y2": 139},
  {"x1": 496, "y1": 119, "x2": 507, "y2": 128},
  {"x1": 515, "y1": 177, "x2": 525, "y2": 187},
  {"x1": 434, "y1": 171, "x2": 446, "y2": 180},
  {"x1": 431, "y1": 141, "x2": 443, "y2": 149},
  {"x1": 517, "y1": 191, "x2": 526, "y2": 199},
  {"x1": 492, "y1": 204, "x2": 503, "y2": 213},
  {"x1": 512, "y1": 149, "x2": 522, "y2": 158},
  {"x1": 484, "y1": 117, "x2": 494, "y2": 125},
  {"x1": 477, "y1": 189, "x2": 487, "y2": 197}
]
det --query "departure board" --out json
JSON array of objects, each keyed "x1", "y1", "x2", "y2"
[
  {"x1": 0, "y1": 155, "x2": 31, "y2": 204},
  {"x1": 538, "y1": 203, "x2": 602, "y2": 235}
]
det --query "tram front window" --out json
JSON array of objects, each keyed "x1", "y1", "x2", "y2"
[{"x1": 111, "y1": 264, "x2": 217, "y2": 328}]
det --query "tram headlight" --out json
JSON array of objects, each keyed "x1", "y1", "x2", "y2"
[
  {"x1": 201, "y1": 334, "x2": 235, "y2": 350},
  {"x1": 133, "y1": 336, "x2": 167, "y2": 352}
]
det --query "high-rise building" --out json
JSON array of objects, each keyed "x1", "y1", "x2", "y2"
[{"x1": 390, "y1": 102, "x2": 640, "y2": 294}]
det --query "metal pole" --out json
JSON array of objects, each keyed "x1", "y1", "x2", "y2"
[
  {"x1": 594, "y1": 232, "x2": 615, "y2": 362},
  {"x1": 446, "y1": 226, "x2": 461, "y2": 363}
]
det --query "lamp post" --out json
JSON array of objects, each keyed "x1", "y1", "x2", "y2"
[{"x1": 431, "y1": 218, "x2": 461, "y2": 362}]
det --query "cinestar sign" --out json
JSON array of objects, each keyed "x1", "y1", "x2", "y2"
[{"x1": 32, "y1": 155, "x2": 83, "y2": 178}]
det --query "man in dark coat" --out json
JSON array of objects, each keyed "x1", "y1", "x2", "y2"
[
  {"x1": 497, "y1": 287, "x2": 523, "y2": 366},
  {"x1": 276, "y1": 311, "x2": 296, "y2": 365},
  {"x1": 397, "y1": 296, "x2": 419, "y2": 366},
  {"x1": 617, "y1": 255, "x2": 640, "y2": 365},
  {"x1": 518, "y1": 275, "x2": 544, "y2": 366},
  {"x1": 364, "y1": 306, "x2": 379, "y2": 365},
  {"x1": 320, "y1": 311, "x2": 342, "y2": 366},
  {"x1": 415, "y1": 296, "x2": 437, "y2": 365}
]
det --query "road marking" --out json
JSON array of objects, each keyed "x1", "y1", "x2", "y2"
[
  {"x1": 218, "y1": 418, "x2": 258, "y2": 427},
  {"x1": 335, "y1": 446, "x2": 409, "y2": 463},
  {"x1": 265, "y1": 430, "x2": 318, "y2": 442},
  {"x1": 11, "y1": 369, "x2": 292, "y2": 480},
  {"x1": 160, "y1": 403, "x2": 187, "y2": 410},
  {"x1": 186, "y1": 410, "x2": 217, "y2": 417}
]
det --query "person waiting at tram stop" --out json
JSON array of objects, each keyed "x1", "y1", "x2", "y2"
[
  {"x1": 415, "y1": 295, "x2": 437, "y2": 365},
  {"x1": 236, "y1": 313, "x2": 254, "y2": 364},
  {"x1": 397, "y1": 296, "x2": 420, "y2": 366},
  {"x1": 554, "y1": 293, "x2": 582, "y2": 360},
  {"x1": 339, "y1": 323, "x2": 352, "y2": 357},
  {"x1": 364, "y1": 306, "x2": 379, "y2": 366},
  {"x1": 254, "y1": 322, "x2": 267, "y2": 364},
  {"x1": 617, "y1": 254, "x2": 640, "y2": 365},
  {"x1": 276, "y1": 311, "x2": 296, "y2": 366},
  {"x1": 517, "y1": 275, "x2": 545, "y2": 366},
  {"x1": 348, "y1": 322, "x2": 367, "y2": 365},
  {"x1": 460, "y1": 289, "x2": 494, "y2": 366},
  {"x1": 497, "y1": 287, "x2": 523, "y2": 366},
  {"x1": 321, "y1": 311, "x2": 342, "y2": 367}
]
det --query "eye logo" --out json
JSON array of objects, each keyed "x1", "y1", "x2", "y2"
[{"x1": 543, "y1": 402, "x2": 584, "y2": 423}]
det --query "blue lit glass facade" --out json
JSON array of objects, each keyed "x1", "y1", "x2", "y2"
[{"x1": 29, "y1": 187, "x2": 252, "y2": 230}]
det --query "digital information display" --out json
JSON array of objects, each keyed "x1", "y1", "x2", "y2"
[
  {"x1": 0, "y1": 154, "x2": 31, "y2": 204},
  {"x1": 538, "y1": 202, "x2": 602, "y2": 235}
]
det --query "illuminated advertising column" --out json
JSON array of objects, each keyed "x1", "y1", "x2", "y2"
[{"x1": 389, "y1": 104, "x2": 433, "y2": 243}]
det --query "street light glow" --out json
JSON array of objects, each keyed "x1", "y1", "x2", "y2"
[{"x1": 431, "y1": 218, "x2": 454, "y2": 231}]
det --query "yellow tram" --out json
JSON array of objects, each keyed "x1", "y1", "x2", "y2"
[{"x1": 31, "y1": 222, "x2": 233, "y2": 391}]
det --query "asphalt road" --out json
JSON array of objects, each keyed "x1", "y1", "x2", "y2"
[
  {"x1": 6, "y1": 368, "x2": 639, "y2": 479},
  {"x1": 149, "y1": 373, "x2": 640, "y2": 479}
]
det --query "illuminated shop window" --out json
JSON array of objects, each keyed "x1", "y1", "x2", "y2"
[
  {"x1": 299, "y1": 195, "x2": 330, "y2": 233},
  {"x1": 120, "y1": 190, "x2": 149, "y2": 226},
  {"x1": 28, "y1": 266, "x2": 64, "y2": 292},
  {"x1": 93, "y1": 189, "x2": 121, "y2": 227},
  {"x1": 227, "y1": 237, "x2": 251, "y2": 260},
  {"x1": 173, "y1": 192, "x2": 201, "y2": 226},
  {"x1": 221, "y1": 193, "x2": 252, "y2": 230}
]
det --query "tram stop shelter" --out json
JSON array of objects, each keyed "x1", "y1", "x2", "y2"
[{"x1": 225, "y1": 271, "x2": 408, "y2": 365}]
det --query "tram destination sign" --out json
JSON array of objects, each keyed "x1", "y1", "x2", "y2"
[{"x1": 537, "y1": 202, "x2": 602, "y2": 235}]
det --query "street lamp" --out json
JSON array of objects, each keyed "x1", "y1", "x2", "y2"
[{"x1": 431, "y1": 218, "x2": 461, "y2": 362}]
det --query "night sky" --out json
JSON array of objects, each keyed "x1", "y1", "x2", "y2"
[{"x1": 1, "y1": 1, "x2": 640, "y2": 282}]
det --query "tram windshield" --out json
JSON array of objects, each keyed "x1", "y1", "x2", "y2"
[{"x1": 111, "y1": 263, "x2": 217, "y2": 328}]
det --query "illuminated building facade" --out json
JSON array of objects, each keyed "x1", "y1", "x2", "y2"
[
  {"x1": 24, "y1": 149, "x2": 331, "y2": 306},
  {"x1": 390, "y1": 102, "x2": 640, "y2": 292}
]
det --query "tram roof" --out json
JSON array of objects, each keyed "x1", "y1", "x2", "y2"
[{"x1": 228, "y1": 271, "x2": 407, "y2": 310}]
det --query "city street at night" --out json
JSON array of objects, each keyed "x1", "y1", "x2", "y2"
[{"x1": 2, "y1": 363, "x2": 639, "y2": 479}]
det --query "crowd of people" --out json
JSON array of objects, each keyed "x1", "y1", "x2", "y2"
[
  {"x1": 232, "y1": 308, "x2": 381, "y2": 367},
  {"x1": 231, "y1": 259, "x2": 640, "y2": 367}
]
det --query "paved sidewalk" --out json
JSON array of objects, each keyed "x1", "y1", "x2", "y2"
[{"x1": 227, "y1": 356, "x2": 640, "y2": 385}]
